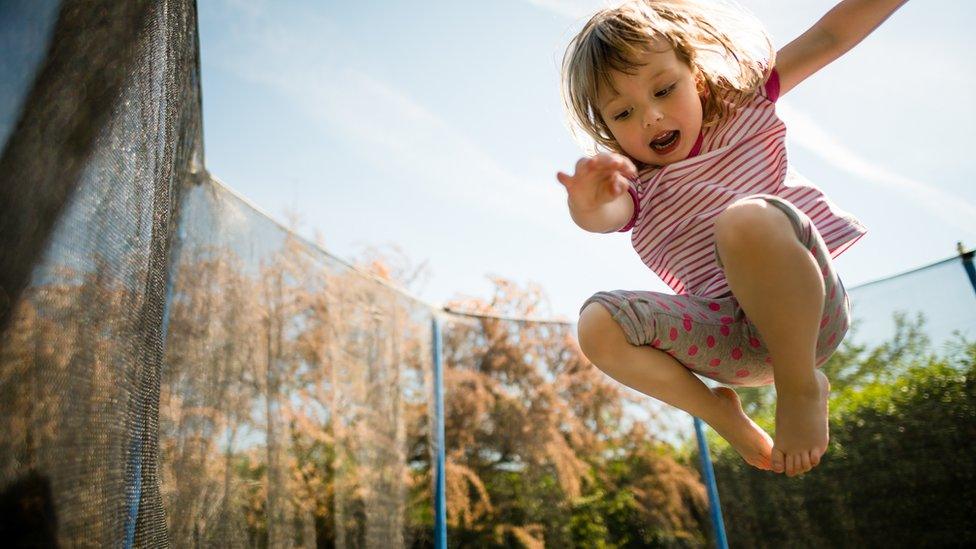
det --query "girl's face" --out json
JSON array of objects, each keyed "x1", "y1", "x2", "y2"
[{"x1": 598, "y1": 43, "x2": 704, "y2": 167}]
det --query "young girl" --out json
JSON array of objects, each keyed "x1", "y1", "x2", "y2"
[{"x1": 557, "y1": 0, "x2": 905, "y2": 477}]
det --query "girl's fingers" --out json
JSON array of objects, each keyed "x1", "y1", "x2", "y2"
[
  {"x1": 620, "y1": 158, "x2": 637, "y2": 179},
  {"x1": 607, "y1": 154, "x2": 637, "y2": 179},
  {"x1": 611, "y1": 173, "x2": 629, "y2": 196},
  {"x1": 589, "y1": 153, "x2": 637, "y2": 180},
  {"x1": 589, "y1": 153, "x2": 613, "y2": 171},
  {"x1": 561, "y1": 156, "x2": 635, "y2": 200}
]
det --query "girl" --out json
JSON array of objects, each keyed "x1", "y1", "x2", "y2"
[{"x1": 557, "y1": 0, "x2": 905, "y2": 477}]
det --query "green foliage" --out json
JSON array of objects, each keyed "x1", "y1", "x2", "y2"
[
  {"x1": 447, "y1": 441, "x2": 710, "y2": 548},
  {"x1": 569, "y1": 488, "x2": 632, "y2": 548},
  {"x1": 734, "y1": 311, "x2": 937, "y2": 424},
  {"x1": 823, "y1": 311, "x2": 935, "y2": 391},
  {"x1": 710, "y1": 335, "x2": 976, "y2": 547}
]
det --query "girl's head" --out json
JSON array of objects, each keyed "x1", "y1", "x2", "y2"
[{"x1": 561, "y1": 0, "x2": 773, "y2": 166}]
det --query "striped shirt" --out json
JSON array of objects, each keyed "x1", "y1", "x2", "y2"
[{"x1": 620, "y1": 69, "x2": 867, "y2": 298}]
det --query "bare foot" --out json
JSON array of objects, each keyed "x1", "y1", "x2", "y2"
[
  {"x1": 707, "y1": 387, "x2": 774, "y2": 471},
  {"x1": 771, "y1": 370, "x2": 830, "y2": 476}
]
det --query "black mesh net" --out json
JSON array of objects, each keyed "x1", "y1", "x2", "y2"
[
  {"x1": 1, "y1": 0, "x2": 199, "y2": 545},
  {"x1": 161, "y1": 179, "x2": 436, "y2": 547}
]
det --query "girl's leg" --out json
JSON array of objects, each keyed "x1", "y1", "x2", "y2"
[
  {"x1": 577, "y1": 302, "x2": 774, "y2": 470},
  {"x1": 714, "y1": 199, "x2": 830, "y2": 477}
]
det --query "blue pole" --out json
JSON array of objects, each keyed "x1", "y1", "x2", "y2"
[
  {"x1": 958, "y1": 247, "x2": 976, "y2": 297},
  {"x1": 694, "y1": 416, "x2": 728, "y2": 549},
  {"x1": 432, "y1": 317, "x2": 447, "y2": 549}
]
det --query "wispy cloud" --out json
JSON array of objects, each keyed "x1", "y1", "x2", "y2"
[
  {"x1": 210, "y1": 2, "x2": 576, "y2": 238},
  {"x1": 778, "y1": 101, "x2": 976, "y2": 236}
]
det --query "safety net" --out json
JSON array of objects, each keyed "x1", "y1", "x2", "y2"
[
  {"x1": 1, "y1": 0, "x2": 201, "y2": 545},
  {"x1": 160, "y1": 179, "x2": 438, "y2": 547},
  {"x1": 846, "y1": 253, "x2": 976, "y2": 351}
]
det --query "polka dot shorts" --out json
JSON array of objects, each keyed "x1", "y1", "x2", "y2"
[{"x1": 581, "y1": 194, "x2": 852, "y2": 388}]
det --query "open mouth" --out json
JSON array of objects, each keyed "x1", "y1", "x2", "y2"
[{"x1": 650, "y1": 130, "x2": 680, "y2": 155}]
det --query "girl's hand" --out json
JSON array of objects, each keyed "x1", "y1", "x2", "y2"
[{"x1": 556, "y1": 153, "x2": 638, "y2": 212}]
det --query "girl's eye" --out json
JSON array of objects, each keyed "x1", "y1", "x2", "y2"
[
  {"x1": 613, "y1": 108, "x2": 631, "y2": 121},
  {"x1": 655, "y1": 84, "x2": 676, "y2": 98}
]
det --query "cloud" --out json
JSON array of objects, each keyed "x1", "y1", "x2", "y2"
[
  {"x1": 207, "y1": 2, "x2": 576, "y2": 240},
  {"x1": 778, "y1": 101, "x2": 976, "y2": 236}
]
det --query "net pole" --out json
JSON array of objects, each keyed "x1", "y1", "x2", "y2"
[
  {"x1": 956, "y1": 244, "x2": 976, "y2": 297},
  {"x1": 694, "y1": 416, "x2": 728, "y2": 549},
  {"x1": 432, "y1": 317, "x2": 447, "y2": 549}
]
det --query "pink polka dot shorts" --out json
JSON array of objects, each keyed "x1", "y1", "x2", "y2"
[{"x1": 582, "y1": 195, "x2": 852, "y2": 388}]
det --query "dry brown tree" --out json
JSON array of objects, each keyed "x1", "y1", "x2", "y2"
[
  {"x1": 441, "y1": 277, "x2": 708, "y2": 546},
  {"x1": 160, "y1": 242, "x2": 256, "y2": 546}
]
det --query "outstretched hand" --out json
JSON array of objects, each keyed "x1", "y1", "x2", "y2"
[{"x1": 557, "y1": 152, "x2": 637, "y2": 213}]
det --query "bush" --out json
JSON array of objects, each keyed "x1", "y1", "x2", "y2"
[{"x1": 708, "y1": 334, "x2": 976, "y2": 547}]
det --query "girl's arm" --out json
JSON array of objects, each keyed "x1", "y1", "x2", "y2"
[
  {"x1": 557, "y1": 153, "x2": 637, "y2": 234},
  {"x1": 568, "y1": 190, "x2": 635, "y2": 233},
  {"x1": 775, "y1": 0, "x2": 908, "y2": 97}
]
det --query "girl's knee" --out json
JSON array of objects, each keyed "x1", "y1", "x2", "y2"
[
  {"x1": 577, "y1": 302, "x2": 619, "y2": 364},
  {"x1": 714, "y1": 199, "x2": 793, "y2": 251}
]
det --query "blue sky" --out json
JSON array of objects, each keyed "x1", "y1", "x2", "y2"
[{"x1": 198, "y1": 0, "x2": 976, "y2": 320}]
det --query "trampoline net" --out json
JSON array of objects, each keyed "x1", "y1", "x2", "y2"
[
  {"x1": 1, "y1": 1, "x2": 438, "y2": 546},
  {"x1": 1, "y1": 0, "x2": 200, "y2": 545},
  {"x1": 847, "y1": 255, "x2": 976, "y2": 351},
  {"x1": 161, "y1": 179, "x2": 436, "y2": 547}
]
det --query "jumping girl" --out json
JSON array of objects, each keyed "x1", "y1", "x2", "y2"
[{"x1": 557, "y1": 0, "x2": 905, "y2": 476}]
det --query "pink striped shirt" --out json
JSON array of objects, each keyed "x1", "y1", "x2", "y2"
[{"x1": 620, "y1": 69, "x2": 867, "y2": 298}]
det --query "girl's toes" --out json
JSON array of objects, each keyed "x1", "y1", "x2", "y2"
[
  {"x1": 786, "y1": 454, "x2": 798, "y2": 477},
  {"x1": 771, "y1": 448, "x2": 785, "y2": 474},
  {"x1": 800, "y1": 452, "x2": 812, "y2": 474}
]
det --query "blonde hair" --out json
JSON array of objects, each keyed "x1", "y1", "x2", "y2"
[{"x1": 561, "y1": 0, "x2": 774, "y2": 156}]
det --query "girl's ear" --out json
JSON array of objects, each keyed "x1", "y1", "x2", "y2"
[{"x1": 694, "y1": 70, "x2": 709, "y2": 97}]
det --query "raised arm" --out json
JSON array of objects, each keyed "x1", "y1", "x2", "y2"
[{"x1": 775, "y1": 0, "x2": 908, "y2": 97}]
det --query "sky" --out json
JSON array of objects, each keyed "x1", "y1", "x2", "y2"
[{"x1": 197, "y1": 0, "x2": 976, "y2": 322}]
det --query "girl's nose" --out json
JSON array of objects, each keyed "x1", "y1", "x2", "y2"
[{"x1": 643, "y1": 109, "x2": 664, "y2": 127}]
